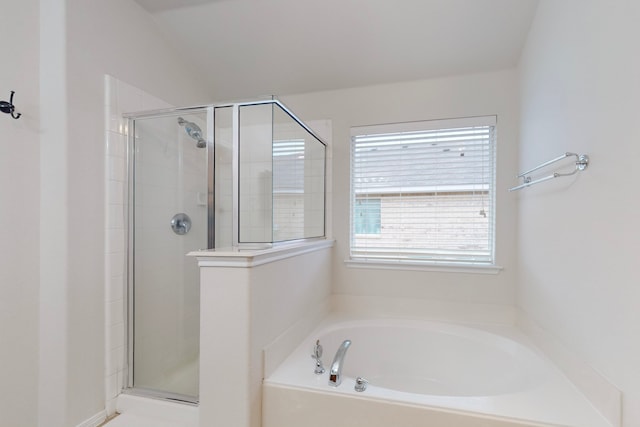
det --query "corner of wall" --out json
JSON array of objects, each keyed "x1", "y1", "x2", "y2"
[
  {"x1": 262, "y1": 296, "x2": 332, "y2": 378},
  {"x1": 517, "y1": 309, "x2": 621, "y2": 427}
]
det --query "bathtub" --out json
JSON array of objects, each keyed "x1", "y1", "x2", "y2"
[{"x1": 263, "y1": 316, "x2": 610, "y2": 427}]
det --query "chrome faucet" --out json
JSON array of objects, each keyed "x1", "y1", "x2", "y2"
[{"x1": 328, "y1": 339, "x2": 351, "y2": 387}]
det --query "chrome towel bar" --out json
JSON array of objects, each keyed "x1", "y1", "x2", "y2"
[{"x1": 509, "y1": 152, "x2": 589, "y2": 192}]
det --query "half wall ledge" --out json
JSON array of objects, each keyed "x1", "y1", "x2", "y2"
[{"x1": 188, "y1": 239, "x2": 334, "y2": 268}]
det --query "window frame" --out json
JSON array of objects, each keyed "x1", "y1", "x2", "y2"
[{"x1": 347, "y1": 116, "x2": 501, "y2": 274}]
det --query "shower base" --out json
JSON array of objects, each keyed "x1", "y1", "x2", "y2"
[
  {"x1": 112, "y1": 394, "x2": 198, "y2": 427},
  {"x1": 132, "y1": 357, "x2": 199, "y2": 403}
]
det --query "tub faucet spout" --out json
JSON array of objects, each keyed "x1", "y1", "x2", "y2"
[{"x1": 329, "y1": 339, "x2": 351, "y2": 387}]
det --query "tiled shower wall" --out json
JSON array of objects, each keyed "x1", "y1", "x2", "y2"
[
  {"x1": 103, "y1": 75, "x2": 172, "y2": 415},
  {"x1": 238, "y1": 104, "x2": 274, "y2": 243}
]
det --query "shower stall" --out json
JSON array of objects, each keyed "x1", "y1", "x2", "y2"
[{"x1": 124, "y1": 100, "x2": 326, "y2": 403}]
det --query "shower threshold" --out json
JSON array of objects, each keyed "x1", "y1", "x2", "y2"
[
  {"x1": 122, "y1": 388, "x2": 198, "y2": 406},
  {"x1": 114, "y1": 393, "x2": 199, "y2": 427}
]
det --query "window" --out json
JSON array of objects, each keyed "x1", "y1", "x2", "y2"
[{"x1": 350, "y1": 116, "x2": 496, "y2": 266}]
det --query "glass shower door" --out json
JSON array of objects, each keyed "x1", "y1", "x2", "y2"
[{"x1": 130, "y1": 110, "x2": 208, "y2": 401}]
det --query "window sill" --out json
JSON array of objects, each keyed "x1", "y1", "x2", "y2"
[{"x1": 344, "y1": 258, "x2": 503, "y2": 275}]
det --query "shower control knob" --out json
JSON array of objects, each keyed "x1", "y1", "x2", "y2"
[{"x1": 171, "y1": 213, "x2": 192, "y2": 235}]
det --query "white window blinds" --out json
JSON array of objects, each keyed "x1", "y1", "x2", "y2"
[{"x1": 350, "y1": 116, "x2": 496, "y2": 265}]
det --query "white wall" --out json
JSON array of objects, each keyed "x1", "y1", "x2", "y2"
[
  {"x1": 518, "y1": 1, "x2": 640, "y2": 426},
  {"x1": 14, "y1": 1, "x2": 639, "y2": 425},
  {"x1": 0, "y1": 1, "x2": 40, "y2": 427},
  {"x1": 198, "y1": 243, "x2": 333, "y2": 427},
  {"x1": 36, "y1": 0, "x2": 211, "y2": 426},
  {"x1": 282, "y1": 70, "x2": 520, "y2": 311}
]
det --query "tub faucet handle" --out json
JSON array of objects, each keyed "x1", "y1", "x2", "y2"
[
  {"x1": 313, "y1": 339, "x2": 323, "y2": 359},
  {"x1": 311, "y1": 340, "x2": 325, "y2": 374},
  {"x1": 355, "y1": 377, "x2": 368, "y2": 392}
]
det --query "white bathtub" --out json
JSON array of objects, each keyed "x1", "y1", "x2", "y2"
[{"x1": 263, "y1": 316, "x2": 610, "y2": 427}]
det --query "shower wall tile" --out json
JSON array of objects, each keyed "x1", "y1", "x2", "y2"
[
  {"x1": 108, "y1": 156, "x2": 127, "y2": 182},
  {"x1": 103, "y1": 76, "x2": 129, "y2": 412},
  {"x1": 107, "y1": 205, "x2": 126, "y2": 230},
  {"x1": 104, "y1": 339, "x2": 125, "y2": 379},
  {"x1": 105, "y1": 107, "x2": 120, "y2": 134},
  {"x1": 108, "y1": 299, "x2": 124, "y2": 326},
  {"x1": 105, "y1": 348, "x2": 116, "y2": 377},
  {"x1": 106, "y1": 132, "x2": 126, "y2": 158},
  {"x1": 110, "y1": 322, "x2": 125, "y2": 352},
  {"x1": 106, "y1": 229, "x2": 126, "y2": 254},
  {"x1": 110, "y1": 346, "x2": 125, "y2": 375},
  {"x1": 106, "y1": 373, "x2": 118, "y2": 402},
  {"x1": 107, "y1": 181, "x2": 125, "y2": 206},
  {"x1": 106, "y1": 275, "x2": 125, "y2": 303},
  {"x1": 105, "y1": 252, "x2": 125, "y2": 278}
]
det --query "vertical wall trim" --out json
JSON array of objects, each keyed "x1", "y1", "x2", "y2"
[{"x1": 38, "y1": 0, "x2": 69, "y2": 426}]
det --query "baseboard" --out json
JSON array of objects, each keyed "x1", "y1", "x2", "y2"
[
  {"x1": 517, "y1": 310, "x2": 621, "y2": 427},
  {"x1": 76, "y1": 410, "x2": 107, "y2": 427}
]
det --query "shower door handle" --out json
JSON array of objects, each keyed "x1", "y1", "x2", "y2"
[{"x1": 171, "y1": 213, "x2": 192, "y2": 235}]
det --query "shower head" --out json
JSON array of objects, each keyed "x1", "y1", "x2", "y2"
[{"x1": 178, "y1": 117, "x2": 207, "y2": 148}]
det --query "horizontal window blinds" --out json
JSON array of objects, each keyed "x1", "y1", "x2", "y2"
[{"x1": 350, "y1": 117, "x2": 496, "y2": 264}]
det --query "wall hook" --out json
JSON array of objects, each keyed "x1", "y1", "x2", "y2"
[{"x1": 0, "y1": 91, "x2": 22, "y2": 119}]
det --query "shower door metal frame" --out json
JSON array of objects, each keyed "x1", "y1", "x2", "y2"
[{"x1": 123, "y1": 105, "x2": 213, "y2": 404}]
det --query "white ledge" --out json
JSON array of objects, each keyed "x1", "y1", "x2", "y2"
[
  {"x1": 188, "y1": 239, "x2": 334, "y2": 268},
  {"x1": 345, "y1": 258, "x2": 503, "y2": 274}
]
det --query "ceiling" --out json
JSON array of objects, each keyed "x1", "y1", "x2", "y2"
[{"x1": 134, "y1": 0, "x2": 539, "y2": 100}]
